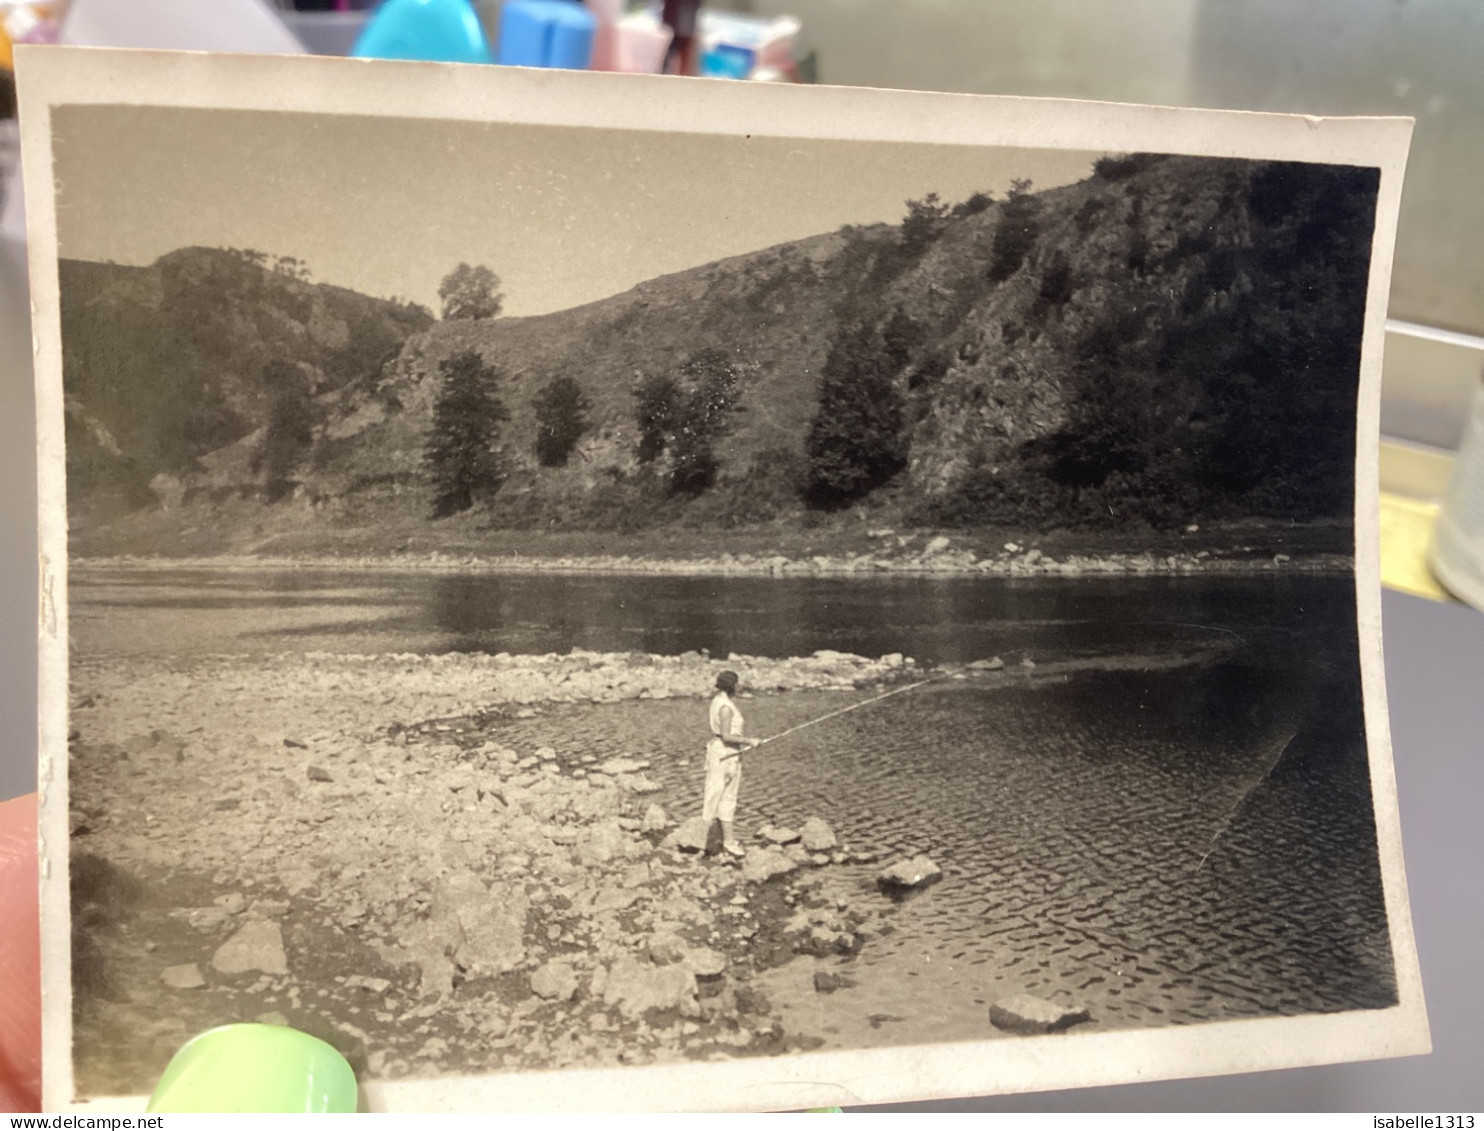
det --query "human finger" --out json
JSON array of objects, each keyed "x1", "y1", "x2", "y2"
[{"x1": 0, "y1": 792, "x2": 41, "y2": 1113}]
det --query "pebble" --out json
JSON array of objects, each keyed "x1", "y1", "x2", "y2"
[{"x1": 346, "y1": 975, "x2": 392, "y2": 995}]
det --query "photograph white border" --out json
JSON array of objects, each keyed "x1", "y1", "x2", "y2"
[{"x1": 17, "y1": 45, "x2": 1426, "y2": 1112}]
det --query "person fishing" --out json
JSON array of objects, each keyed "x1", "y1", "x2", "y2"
[{"x1": 703, "y1": 669, "x2": 759, "y2": 858}]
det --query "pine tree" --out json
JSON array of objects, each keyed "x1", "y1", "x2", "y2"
[
  {"x1": 533, "y1": 375, "x2": 591, "y2": 467},
  {"x1": 803, "y1": 323, "x2": 909, "y2": 508},
  {"x1": 900, "y1": 192, "x2": 950, "y2": 255},
  {"x1": 987, "y1": 178, "x2": 1040, "y2": 282},
  {"x1": 424, "y1": 350, "x2": 508, "y2": 517},
  {"x1": 251, "y1": 359, "x2": 316, "y2": 503}
]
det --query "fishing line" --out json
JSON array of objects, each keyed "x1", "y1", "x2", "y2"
[
  {"x1": 721, "y1": 666, "x2": 978, "y2": 759},
  {"x1": 1195, "y1": 728, "x2": 1297, "y2": 872}
]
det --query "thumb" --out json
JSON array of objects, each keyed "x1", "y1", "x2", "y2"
[{"x1": 0, "y1": 793, "x2": 41, "y2": 1113}]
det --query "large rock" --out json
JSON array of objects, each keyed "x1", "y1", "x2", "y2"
[
  {"x1": 640, "y1": 803, "x2": 670, "y2": 834},
  {"x1": 783, "y1": 843, "x2": 813, "y2": 866},
  {"x1": 741, "y1": 848, "x2": 798, "y2": 884},
  {"x1": 663, "y1": 816, "x2": 711, "y2": 854},
  {"x1": 734, "y1": 986, "x2": 771, "y2": 1016},
  {"x1": 813, "y1": 971, "x2": 857, "y2": 994},
  {"x1": 800, "y1": 817, "x2": 837, "y2": 852},
  {"x1": 602, "y1": 956, "x2": 700, "y2": 1020},
  {"x1": 589, "y1": 887, "x2": 642, "y2": 913},
  {"x1": 989, "y1": 994, "x2": 1092, "y2": 1035},
  {"x1": 620, "y1": 861, "x2": 653, "y2": 889},
  {"x1": 646, "y1": 932, "x2": 690, "y2": 966},
  {"x1": 387, "y1": 911, "x2": 461, "y2": 997},
  {"x1": 968, "y1": 657, "x2": 1005, "y2": 671},
  {"x1": 529, "y1": 962, "x2": 579, "y2": 1002},
  {"x1": 211, "y1": 920, "x2": 288, "y2": 976},
  {"x1": 444, "y1": 871, "x2": 528, "y2": 975},
  {"x1": 600, "y1": 757, "x2": 650, "y2": 776},
  {"x1": 161, "y1": 963, "x2": 205, "y2": 989},
  {"x1": 877, "y1": 855, "x2": 943, "y2": 895},
  {"x1": 578, "y1": 820, "x2": 632, "y2": 865},
  {"x1": 617, "y1": 773, "x2": 663, "y2": 796},
  {"x1": 684, "y1": 947, "x2": 727, "y2": 979},
  {"x1": 759, "y1": 825, "x2": 800, "y2": 846},
  {"x1": 185, "y1": 907, "x2": 232, "y2": 933}
]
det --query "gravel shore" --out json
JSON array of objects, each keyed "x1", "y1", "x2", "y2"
[{"x1": 67, "y1": 648, "x2": 952, "y2": 1094}]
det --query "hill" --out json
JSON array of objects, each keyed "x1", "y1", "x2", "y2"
[
  {"x1": 61, "y1": 153, "x2": 1379, "y2": 556},
  {"x1": 60, "y1": 249, "x2": 434, "y2": 524}
]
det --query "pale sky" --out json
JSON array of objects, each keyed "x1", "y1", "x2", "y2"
[{"x1": 53, "y1": 105, "x2": 1098, "y2": 317}]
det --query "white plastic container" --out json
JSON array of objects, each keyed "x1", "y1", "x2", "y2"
[
  {"x1": 611, "y1": 9, "x2": 669, "y2": 74},
  {"x1": 698, "y1": 10, "x2": 799, "y2": 72},
  {"x1": 1429, "y1": 373, "x2": 1484, "y2": 610}
]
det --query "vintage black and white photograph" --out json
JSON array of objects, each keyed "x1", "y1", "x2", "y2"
[{"x1": 24, "y1": 49, "x2": 1426, "y2": 1111}]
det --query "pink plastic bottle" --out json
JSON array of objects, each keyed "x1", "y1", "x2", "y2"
[{"x1": 585, "y1": 0, "x2": 623, "y2": 70}]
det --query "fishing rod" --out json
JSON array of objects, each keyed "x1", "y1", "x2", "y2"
[{"x1": 720, "y1": 668, "x2": 959, "y2": 759}]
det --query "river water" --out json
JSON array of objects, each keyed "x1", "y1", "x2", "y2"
[
  {"x1": 70, "y1": 566, "x2": 1398, "y2": 1036},
  {"x1": 73, "y1": 566, "x2": 1360, "y2": 664}
]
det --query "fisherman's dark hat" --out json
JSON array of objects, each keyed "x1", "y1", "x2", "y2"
[{"x1": 715, "y1": 670, "x2": 739, "y2": 693}]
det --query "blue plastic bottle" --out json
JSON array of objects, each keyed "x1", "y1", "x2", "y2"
[{"x1": 351, "y1": 0, "x2": 492, "y2": 64}]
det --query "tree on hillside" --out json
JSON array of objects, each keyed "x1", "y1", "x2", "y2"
[
  {"x1": 438, "y1": 263, "x2": 504, "y2": 321},
  {"x1": 226, "y1": 248, "x2": 270, "y2": 268},
  {"x1": 1003, "y1": 158, "x2": 1378, "y2": 528},
  {"x1": 251, "y1": 360, "x2": 317, "y2": 502},
  {"x1": 425, "y1": 350, "x2": 508, "y2": 516},
  {"x1": 533, "y1": 375, "x2": 591, "y2": 467},
  {"x1": 668, "y1": 349, "x2": 745, "y2": 496},
  {"x1": 634, "y1": 373, "x2": 683, "y2": 464},
  {"x1": 900, "y1": 192, "x2": 950, "y2": 255},
  {"x1": 1167, "y1": 160, "x2": 1378, "y2": 518},
  {"x1": 987, "y1": 178, "x2": 1040, "y2": 282},
  {"x1": 952, "y1": 190, "x2": 994, "y2": 219},
  {"x1": 631, "y1": 351, "x2": 748, "y2": 495},
  {"x1": 803, "y1": 322, "x2": 909, "y2": 508},
  {"x1": 881, "y1": 307, "x2": 927, "y2": 371},
  {"x1": 272, "y1": 255, "x2": 311, "y2": 280}
]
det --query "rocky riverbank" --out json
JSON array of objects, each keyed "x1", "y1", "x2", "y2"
[
  {"x1": 67, "y1": 647, "x2": 999, "y2": 1094},
  {"x1": 71, "y1": 534, "x2": 1351, "y2": 580}
]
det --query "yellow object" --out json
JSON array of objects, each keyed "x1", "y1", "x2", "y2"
[{"x1": 1380, "y1": 491, "x2": 1451, "y2": 602}]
